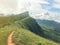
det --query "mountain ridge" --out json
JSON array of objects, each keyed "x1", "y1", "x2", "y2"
[{"x1": 0, "y1": 12, "x2": 60, "y2": 45}]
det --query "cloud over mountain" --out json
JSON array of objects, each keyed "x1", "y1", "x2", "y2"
[{"x1": 0, "y1": 0, "x2": 60, "y2": 23}]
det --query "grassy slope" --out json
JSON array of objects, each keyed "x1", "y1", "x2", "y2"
[
  {"x1": 39, "y1": 24, "x2": 60, "y2": 42},
  {"x1": 12, "y1": 28, "x2": 59, "y2": 45},
  {"x1": 0, "y1": 25, "x2": 16, "y2": 45},
  {"x1": 0, "y1": 12, "x2": 29, "y2": 45},
  {"x1": 0, "y1": 12, "x2": 59, "y2": 45}
]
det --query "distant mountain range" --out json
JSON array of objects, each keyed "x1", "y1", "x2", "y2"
[{"x1": 36, "y1": 19, "x2": 60, "y2": 28}]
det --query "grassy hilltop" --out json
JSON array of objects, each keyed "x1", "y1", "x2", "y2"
[{"x1": 0, "y1": 12, "x2": 60, "y2": 45}]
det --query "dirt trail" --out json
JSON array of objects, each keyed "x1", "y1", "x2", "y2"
[{"x1": 7, "y1": 31, "x2": 15, "y2": 45}]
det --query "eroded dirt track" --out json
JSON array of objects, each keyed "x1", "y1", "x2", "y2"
[{"x1": 7, "y1": 31, "x2": 15, "y2": 45}]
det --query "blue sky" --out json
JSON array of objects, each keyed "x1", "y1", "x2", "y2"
[
  {"x1": 27, "y1": 0, "x2": 60, "y2": 23},
  {"x1": 41, "y1": 0, "x2": 60, "y2": 13}
]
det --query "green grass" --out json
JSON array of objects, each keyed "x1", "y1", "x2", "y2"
[
  {"x1": 0, "y1": 12, "x2": 29, "y2": 45},
  {"x1": 39, "y1": 24, "x2": 60, "y2": 42},
  {"x1": 0, "y1": 12, "x2": 60, "y2": 45},
  {"x1": 0, "y1": 25, "x2": 16, "y2": 45},
  {"x1": 0, "y1": 25, "x2": 59, "y2": 45},
  {"x1": 12, "y1": 28, "x2": 60, "y2": 45}
]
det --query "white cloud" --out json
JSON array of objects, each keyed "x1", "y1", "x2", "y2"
[
  {"x1": 0, "y1": 0, "x2": 49, "y2": 14},
  {"x1": 0, "y1": 0, "x2": 18, "y2": 14},
  {"x1": 52, "y1": 0, "x2": 60, "y2": 8},
  {"x1": 29, "y1": 0, "x2": 60, "y2": 23},
  {"x1": 54, "y1": 0, "x2": 60, "y2": 3},
  {"x1": 0, "y1": 0, "x2": 60, "y2": 23},
  {"x1": 53, "y1": 4, "x2": 60, "y2": 8}
]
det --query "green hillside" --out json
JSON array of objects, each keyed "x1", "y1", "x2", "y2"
[
  {"x1": 12, "y1": 28, "x2": 60, "y2": 45},
  {"x1": 0, "y1": 12, "x2": 59, "y2": 45},
  {"x1": 38, "y1": 23, "x2": 60, "y2": 42}
]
